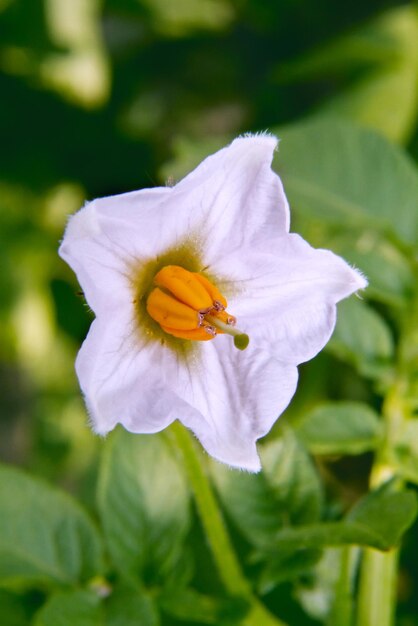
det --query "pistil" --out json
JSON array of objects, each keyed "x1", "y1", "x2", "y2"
[{"x1": 205, "y1": 315, "x2": 250, "y2": 350}]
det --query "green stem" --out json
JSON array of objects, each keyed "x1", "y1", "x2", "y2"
[
  {"x1": 356, "y1": 262, "x2": 418, "y2": 626},
  {"x1": 357, "y1": 547, "x2": 399, "y2": 626},
  {"x1": 358, "y1": 274, "x2": 418, "y2": 626},
  {"x1": 328, "y1": 547, "x2": 356, "y2": 626},
  {"x1": 169, "y1": 421, "x2": 287, "y2": 626},
  {"x1": 357, "y1": 381, "x2": 406, "y2": 626},
  {"x1": 171, "y1": 421, "x2": 247, "y2": 596}
]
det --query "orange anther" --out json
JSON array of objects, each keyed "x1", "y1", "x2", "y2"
[
  {"x1": 146, "y1": 265, "x2": 240, "y2": 344},
  {"x1": 154, "y1": 265, "x2": 213, "y2": 311}
]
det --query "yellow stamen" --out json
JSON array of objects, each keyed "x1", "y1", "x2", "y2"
[
  {"x1": 193, "y1": 273, "x2": 227, "y2": 310},
  {"x1": 160, "y1": 326, "x2": 215, "y2": 341},
  {"x1": 145, "y1": 265, "x2": 249, "y2": 349},
  {"x1": 154, "y1": 265, "x2": 213, "y2": 311},
  {"x1": 146, "y1": 288, "x2": 200, "y2": 330}
]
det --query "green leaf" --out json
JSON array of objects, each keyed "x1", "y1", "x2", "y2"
[
  {"x1": 0, "y1": 464, "x2": 104, "y2": 587},
  {"x1": 277, "y1": 215, "x2": 414, "y2": 309},
  {"x1": 331, "y1": 234, "x2": 415, "y2": 306},
  {"x1": 327, "y1": 298, "x2": 394, "y2": 378},
  {"x1": 162, "y1": 124, "x2": 416, "y2": 309},
  {"x1": 261, "y1": 483, "x2": 417, "y2": 557},
  {"x1": 296, "y1": 401, "x2": 382, "y2": 455},
  {"x1": 139, "y1": 0, "x2": 234, "y2": 37},
  {"x1": 258, "y1": 549, "x2": 323, "y2": 592},
  {"x1": 316, "y1": 225, "x2": 416, "y2": 306},
  {"x1": 0, "y1": 590, "x2": 30, "y2": 626},
  {"x1": 272, "y1": 17, "x2": 396, "y2": 82},
  {"x1": 211, "y1": 465, "x2": 284, "y2": 547},
  {"x1": 159, "y1": 587, "x2": 247, "y2": 624},
  {"x1": 273, "y1": 117, "x2": 418, "y2": 247},
  {"x1": 318, "y1": 7, "x2": 418, "y2": 144},
  {"x1": 261, "y1": 430, "x2": 323, "y2": 525},
  {"x1": 36, "y1": 586, "x2": 161, "y2": 626},
  {"x1": 105, "y1": 586, "x2": 160, "y2": 626},
  {"x1": 211, "y1": 429, "x2": 322, "y2": 547},
  {"x1": 34, "y1": 591, "x2": 102, "y2": 626},
  {"x1": 97, "y1": 428, "x2": 190, "y2": 585},
  {"x1": 346, "y1": 481, "x2": 417, "y2": 544}
]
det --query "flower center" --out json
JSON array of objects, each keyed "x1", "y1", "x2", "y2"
[{"x1": 146, "y1": 265, "x2": 249, "y2": 350}]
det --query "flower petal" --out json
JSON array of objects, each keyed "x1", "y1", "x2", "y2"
[
  {"x1": 59, "y1": 136, "x2": 289, "y2": 316},
  {"x1": 60, "y1": 136, "x2": 368, "y2": 472},
  {"x1": 209, "y1": 233, "x2": 367, "y2": 364},
  {"x1": 172, "y1": 338, "x2": 299, "y2": 471},
  {"x1": 78, "y1": 311, "x2": 298, "y2": 472},
  {"x1": 76, "y1": 313, "x2": 178, "y2": 435},
  {"x1": 172, "y1": 135, "x2": 290, "y2": 263},
  {"x1": 59, "y1": 187, "x2": 174, "y2": 315}
]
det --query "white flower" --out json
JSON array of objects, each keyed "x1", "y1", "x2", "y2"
[{"x1": 59, "y1": 135, "x2": 366, "y2": 472}]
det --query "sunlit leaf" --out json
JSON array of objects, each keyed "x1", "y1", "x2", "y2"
[
  {"x1": 141, "y1": 0, "x2": 234, "y2": 36},
  {"x1": 272, "y1": 7, "x2": 418, "y2": 143},
  {"x1": 320, "y1": 7, "x2": 418, "y2": 143},
  {"x1": 274, "y1": 117, "x2": 418, "y2": 247}
]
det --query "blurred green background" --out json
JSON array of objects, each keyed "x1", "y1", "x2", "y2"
[{"x1": 1, "y1": 1, "x2": 418, "y2": 625}]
